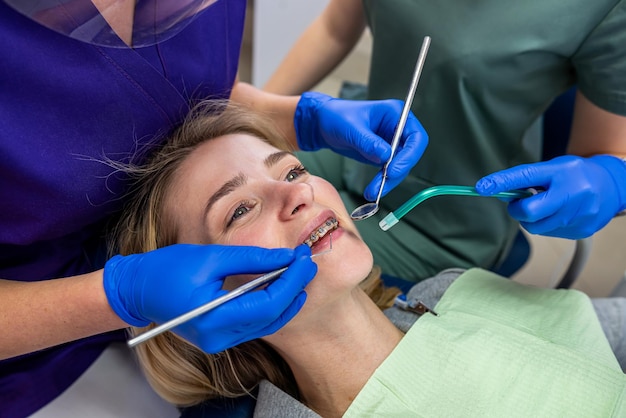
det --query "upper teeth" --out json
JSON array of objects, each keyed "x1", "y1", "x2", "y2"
[{"x1": 304, "y1": 218, "x2": 338, "y2": 247}]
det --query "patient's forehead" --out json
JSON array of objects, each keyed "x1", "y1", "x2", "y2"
[
  {"x1": 189, "y1": 133, "x2": 279, "y2": 162},
  {"x1": 165, "y1": 133, "x2": 281, "y2": 210}
]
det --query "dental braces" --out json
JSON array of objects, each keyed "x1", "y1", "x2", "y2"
[{"x1": 304, "y1": 218, "x2": 338, "y2": 247}]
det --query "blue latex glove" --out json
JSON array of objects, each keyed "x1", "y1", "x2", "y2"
[
  {"x1": 294, "y1": 92, "x2": 428, "y2": 201},
  {"x1": 475, "y1": 155, "x2": 626, "y2": 239},
  {"x1": 104, "y1": 244, "x2": 317, "y2": 353}
]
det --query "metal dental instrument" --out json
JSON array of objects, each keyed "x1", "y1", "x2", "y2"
[
  {"x1": 378, "y1": 185, "x2": 534, "y2": 231},
  {"x1": 128, "y1": 234, "x2": 333, "y2": 348},
  {"x1": 351, "y1": 35, "x2": 431, "y2": 221}
]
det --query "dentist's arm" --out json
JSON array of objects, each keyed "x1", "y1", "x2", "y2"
[
  {"x1": 1, "y1": 244, "x2": 316, "y2": 359},
  {"x1": 0, "y1": 270, "x2": 125, "y2": 360},
  {"x1": 476, "y1": 92, "x2": 626, "y2": 239}
]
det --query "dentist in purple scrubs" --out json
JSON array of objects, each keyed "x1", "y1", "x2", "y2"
[{"x1": 0, "y1": 1, "x2": 428, "y2": 416}]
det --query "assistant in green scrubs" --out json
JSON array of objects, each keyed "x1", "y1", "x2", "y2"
[{"x1": 299, "y1": 0, "x2": 626, "y2": 281}]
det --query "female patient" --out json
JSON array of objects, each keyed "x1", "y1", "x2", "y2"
[{"x1": 113, "y1": 102, "x2": 626, "y2": 417}]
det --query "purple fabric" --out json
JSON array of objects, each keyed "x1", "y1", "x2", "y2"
[{"x1": 0, "y1": 1, "x2": 246, "y2": 416}]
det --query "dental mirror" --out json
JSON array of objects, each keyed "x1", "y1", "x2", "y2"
[
  {"x1": 350, "y1": 201, "x2": 380, "y2": 220},
  {"x1": 351, "y1": 35, "x2": 431, "y2": 221}
]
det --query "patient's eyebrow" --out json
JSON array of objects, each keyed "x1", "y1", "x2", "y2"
[
  {"x1": 203, "y1": 151, "x2": 295, "y2": 218},
  {"x1": 204, "y1": 172, "x2": 247, "y2": 219},
  {"x1": 264, "y1": 150, "x2": 294, "y2": 168}
]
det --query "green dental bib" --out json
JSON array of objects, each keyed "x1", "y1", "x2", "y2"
[{"x1": 344, "y1": 268, "x2": 626, "y2": 417}]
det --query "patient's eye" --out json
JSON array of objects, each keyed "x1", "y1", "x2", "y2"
[
  {"x1": 225, "y1": 164, "x2": 307, "y2": 228},
  {"x1": 286, "y1": 165, "x2": 307, "y2": 182},
  {"x1": 229, "y1": 200, "x2": 254, "y2": 225}
]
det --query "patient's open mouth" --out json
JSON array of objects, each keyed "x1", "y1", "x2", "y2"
[{"x1": 303, "y1": 217, "x2": 338, "y2": 248}]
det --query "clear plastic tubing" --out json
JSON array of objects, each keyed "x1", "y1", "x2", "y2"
[{"x1": 379, "y1": 185, "x2": 533, "y2": 231}]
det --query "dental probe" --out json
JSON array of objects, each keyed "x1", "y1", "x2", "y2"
[
  {"x1": 351, "y1": 35, "x2": 431, "y2": 221},
  {"x1": 128, "y1": 235, "x2": 333, "y2": 348}
]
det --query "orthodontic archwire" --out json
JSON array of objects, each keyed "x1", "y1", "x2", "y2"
[{"x1": 128, "y1": 233, "x2": 332, "y2": 348}]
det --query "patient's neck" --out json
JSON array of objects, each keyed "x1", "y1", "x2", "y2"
[{"x1": 265, "y1": 288, "x2": 404, "y2": 417}]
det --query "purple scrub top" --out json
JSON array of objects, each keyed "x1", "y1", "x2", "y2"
[{"x1": 0, "y1": 1, "x2": 246, "y2": 416}]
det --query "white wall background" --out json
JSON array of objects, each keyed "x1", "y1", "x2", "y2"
[{"x1": 251, "y1": 0, "x2": 330, "y2": 87}]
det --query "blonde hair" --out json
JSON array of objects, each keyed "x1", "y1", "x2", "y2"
[{"x1": 111, "y1": 101, "x2": 400, "y2": 407}]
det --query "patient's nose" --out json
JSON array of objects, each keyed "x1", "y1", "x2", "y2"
[{"x1": 276, "y1": 182, "x2": 314, "y2": 220}]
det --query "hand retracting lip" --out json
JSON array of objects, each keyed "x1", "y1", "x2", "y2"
[{"x1": 128, "y1": 234, "x2": 333, "y2": 348}]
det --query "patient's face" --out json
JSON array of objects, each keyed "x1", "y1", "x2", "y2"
[{"x1": 165, "y1": 133, "x2": 374, "y2": 315}]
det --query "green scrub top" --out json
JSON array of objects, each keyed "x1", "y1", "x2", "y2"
[{"x1": 301, "y1": 0, "x2": 626, "y2": 281}]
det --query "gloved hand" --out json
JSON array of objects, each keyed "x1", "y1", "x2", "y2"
[
  {"x1": 475, "y1": 155, "x2": 626, "y2": 239},
  {"x1": 294, "y1": 92, "x2": 428, "y2": 201},
  {"x1": 104, "y1": 244, "x2": 317, "y2": 353}
]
